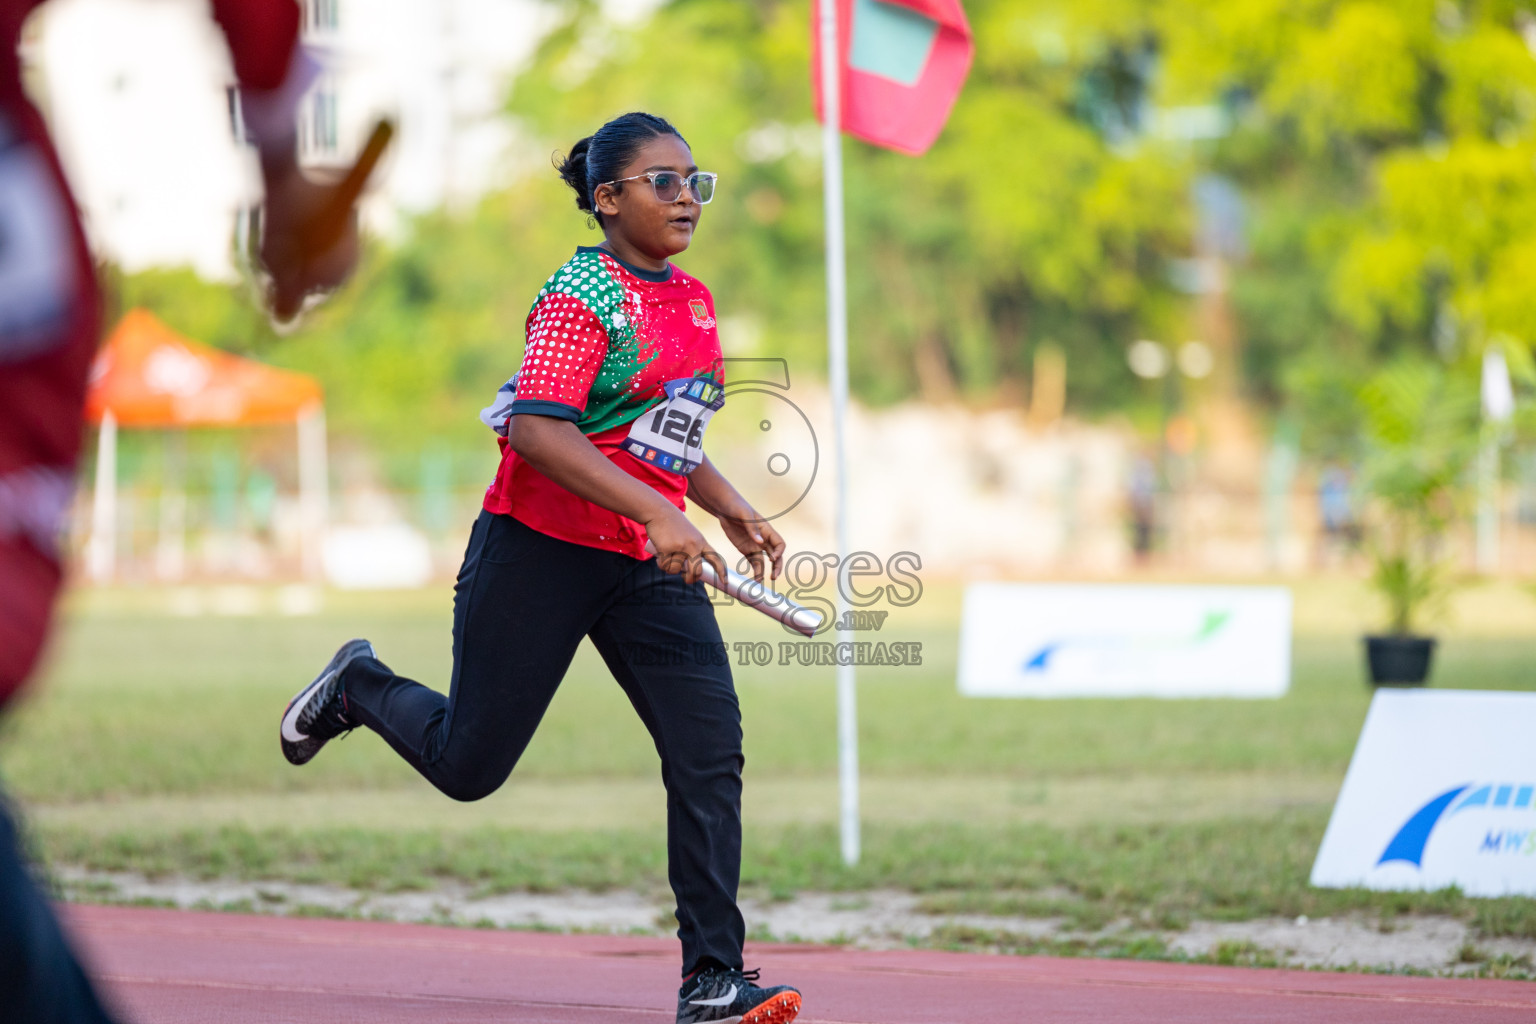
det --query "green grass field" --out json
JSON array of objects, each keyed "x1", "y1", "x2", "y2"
[{"x1": 6, "y1": 576, "x2": 1536, "y2": 954}]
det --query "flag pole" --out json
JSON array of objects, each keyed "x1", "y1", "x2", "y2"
[{"x1": 819, "y1": 0, "x2": 859, "y2": 866}]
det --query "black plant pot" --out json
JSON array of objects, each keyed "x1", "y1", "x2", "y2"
[{"x1": 1363, "y1": 635, "x2": 1436, "y2": 686}]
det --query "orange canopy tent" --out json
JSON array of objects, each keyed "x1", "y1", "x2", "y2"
[
  {"x1": 84, "y1": 310, "x2": 328, "y2": 580},
  {"x1": 86, "y1": 309, "x2": 322, "y2": 427}
]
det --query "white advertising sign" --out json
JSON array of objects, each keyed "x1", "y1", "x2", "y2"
[
  {"x1": 1311, "y1": 690, "x2": 1536, "y2": 897},
  {"x1": 957, "y1": 584, "x2": 1291, "y2": 698}
]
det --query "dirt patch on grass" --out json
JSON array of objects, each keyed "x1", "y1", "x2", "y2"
[{"x1": 51, "y1": 869, "x2": 1535, "y2": 979}]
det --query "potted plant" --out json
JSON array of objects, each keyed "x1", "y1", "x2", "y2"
[{"x1": 1356, "y1": 362, "x2": 1478, "y2": 685}]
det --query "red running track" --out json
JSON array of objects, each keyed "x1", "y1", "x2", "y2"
[{"x1": 64, "y1": 904, "x2": 1536, "y2": 1023}]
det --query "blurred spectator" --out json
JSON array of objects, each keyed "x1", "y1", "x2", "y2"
[
  {"x1": 1317, "y1": 463, "x2": 1360, "y2": 565},
  {"x1": 1127, "y1": 453, "x2": 1158, "y2": 564}
]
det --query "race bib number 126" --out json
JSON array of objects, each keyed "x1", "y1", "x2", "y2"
[{"x1": 623, "y1": 376, "x2": 724, "y2": 475}]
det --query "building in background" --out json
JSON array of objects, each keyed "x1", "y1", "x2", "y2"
[{"x1": 23, "y1": 0, "x2": 551, "y2": 279}]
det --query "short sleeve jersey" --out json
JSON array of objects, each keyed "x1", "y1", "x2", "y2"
[{"x1": 482, "y1": 247, "x2": 724, "y2": 559}]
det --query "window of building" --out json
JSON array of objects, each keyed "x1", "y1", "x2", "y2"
[
  {"x1": 225, "y1": 84, "x2": 245, "y2": 142},
  {"x1": 304, "y1": 0, "x2": 338, "y2": 33},
  {"x1": 300, "y1": 82, "x2": 339, "y2": 158}
]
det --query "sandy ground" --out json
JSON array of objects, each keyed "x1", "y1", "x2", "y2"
[{"x1": 52, "y1": 869, "x2": 1535, "y2": 977}]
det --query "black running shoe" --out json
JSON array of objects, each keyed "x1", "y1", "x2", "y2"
[
  {"x1": 676, "y1": 967, "x2": 800, "y2": 1024},
  {"x1": 280, "y1": 639, "x2": 373, "y2": 765}
]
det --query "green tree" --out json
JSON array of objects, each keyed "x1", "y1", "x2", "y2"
[
  {"x1": 1158, "y1": 0, "x2": 1536, "y2": 449},
  {"x1": 114, "y1": 0, "x2": 1536, "y2": 453},
  {"x1": 506, "y1": 0, "x2": 1191, "y2": 408}
]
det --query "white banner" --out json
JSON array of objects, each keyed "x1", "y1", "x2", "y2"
[
  {"x1": 1311, "y1": 690, "x2": 1536, "y2": 897},
  {"x1": 957, "y1": 583, "x2": 1291, "y2": 698}
]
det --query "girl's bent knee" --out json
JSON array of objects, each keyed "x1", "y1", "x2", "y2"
[{"x1": 438, "y1": 776, "x2": 504, "y2": 803}]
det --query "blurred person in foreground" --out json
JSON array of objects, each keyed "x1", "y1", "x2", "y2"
[{"x1": 0, "y1": 1, "x2": 361, "y2": 1019}]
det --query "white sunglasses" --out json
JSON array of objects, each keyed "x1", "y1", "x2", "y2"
[{"x1": 599, "y1": 171, "x2": 718, "y2": 204}]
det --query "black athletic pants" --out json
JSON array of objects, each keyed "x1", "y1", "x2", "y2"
[
  {"x1": 0, "y1": 798, "x2": 121, "y2": 1023},
  {"x1": 342, "y1": 510, "x2": 745, "y2": 976}
]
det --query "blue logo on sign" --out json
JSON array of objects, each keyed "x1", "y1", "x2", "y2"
[
  {"x1": 1379, "y1": 782, "x2": 1536, "y2": 868},
  {"x1": 1021, "y1": 610, "x2": 1232, "y2": 672}
]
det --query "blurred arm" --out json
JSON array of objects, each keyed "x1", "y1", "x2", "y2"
[{"x1": 209, "y1": 0, "x2": 361, "y2": 319}]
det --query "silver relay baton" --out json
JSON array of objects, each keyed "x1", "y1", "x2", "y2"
[{"x1": 647, "y1": 543, "x2": 823, "y2": 637}]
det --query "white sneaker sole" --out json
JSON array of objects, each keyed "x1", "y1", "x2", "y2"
[{"x1": 280, "y1": 640, "x2": 373, "y2": 762}]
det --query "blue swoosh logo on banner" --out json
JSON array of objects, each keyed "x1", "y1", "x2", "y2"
[
  {"x1": 1021, "y1": 611, "x2": 1233, "y2": 672},
  {"x1": 1377, "y1": 785, "x2": 1471, "y2": 868}
]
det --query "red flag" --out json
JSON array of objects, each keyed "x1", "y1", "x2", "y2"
[{"x1": 812, "y1": 0, "x2": 974, "y2": 155}]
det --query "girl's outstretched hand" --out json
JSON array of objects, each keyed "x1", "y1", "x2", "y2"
[{"x1": 717, "y1": 504, "x2": 784, "y2": 583}]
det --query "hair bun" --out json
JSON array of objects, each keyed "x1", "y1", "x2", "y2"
[
  {"x1": 556, "y1": 137, "x2": 594, "y2": 213},
  {"x1": 555, "y1": 115, "x2": 687, "y2": 227}
]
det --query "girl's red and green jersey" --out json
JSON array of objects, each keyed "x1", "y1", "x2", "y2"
[{"x1": 481, "y1": 246, "x2": 725, "y2": 560}]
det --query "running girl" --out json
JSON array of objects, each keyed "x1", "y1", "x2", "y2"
[{"x1": 279, "y1": 112, "x2": 801, "y2": 1024}]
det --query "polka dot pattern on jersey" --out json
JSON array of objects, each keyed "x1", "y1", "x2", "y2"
[
  {"x1": 510, "y1": 250, "x2": 682, "y2": 435},
  {"x1": 483, "y1": 247, "x2": 727, "y2": 559}
]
